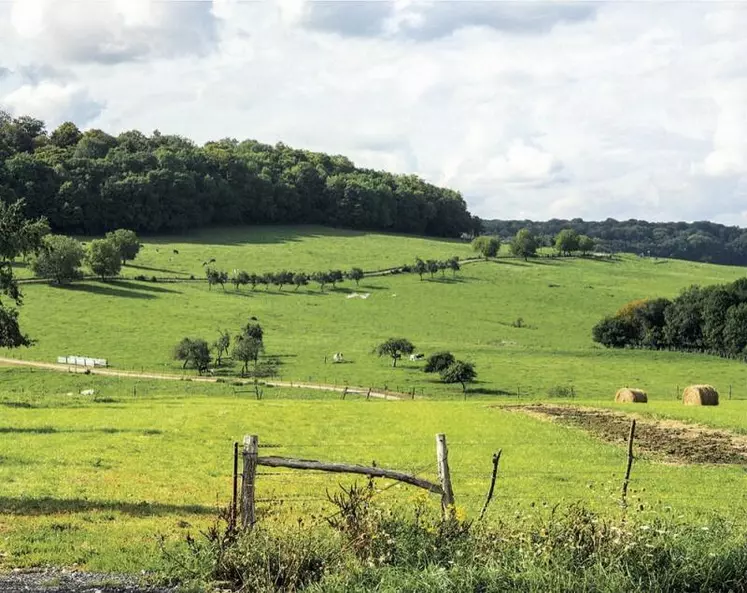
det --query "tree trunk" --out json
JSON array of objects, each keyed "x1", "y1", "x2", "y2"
[{"x1": 392, "y1": 357, "x2": 397, "y2": 368}]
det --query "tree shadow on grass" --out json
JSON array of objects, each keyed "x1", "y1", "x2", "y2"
[
  {"x1": 57, "y1": 283, "x2": 157, "y2": 299},
  {"x1": 126, "y1": 263, "x2": 184, "y2": 275},
  {"x1": 109, "y1": 279, "x2": 180, "y2": 294},
  {"x1": 467, "y1": 387, "x2": 515, "y2": 396},
  {"x1": 0, "y1": 496, "x2": 214, "y2": 517},
  {"x1": 0, "y1": 427, "x2": 163, "y2": 435}
]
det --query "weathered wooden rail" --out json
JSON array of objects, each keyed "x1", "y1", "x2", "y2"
[{"x1": 238, "y1": 433, "x2": 455, "y2": 530}]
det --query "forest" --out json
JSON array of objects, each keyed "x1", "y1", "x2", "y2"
[
  {"x1": 484, "y1": 218, "x2": 747, "y2": 265},
  {"x1": 593, "y1": 278, "x2": 747, "y2": 359},
  {"x1": 0, "y1": 112, "x2": 478, "y2": 237}
]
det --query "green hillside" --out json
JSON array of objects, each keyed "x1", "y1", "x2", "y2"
[{"x1": 5, "y1": 225, "x2": 747, "y2": 400}]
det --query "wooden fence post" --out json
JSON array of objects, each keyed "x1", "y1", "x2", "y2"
[
  {"x1": 231, "y1": 441, "x2": 239, "y2": 531},
  {"x1": 436, "y1": 433, "x2": 455, "y2": 513},
  {"x1": 241, "y1": 435, "x2": 259, "y2": 529},
  {"x1": 620, "y1": 420, "x2": 636, "y2": 508}
]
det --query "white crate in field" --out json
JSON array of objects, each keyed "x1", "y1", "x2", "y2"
[{"x1": 59, "y1": 355, "x2": 108, "y2": 367}]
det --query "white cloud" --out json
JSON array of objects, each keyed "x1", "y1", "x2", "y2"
[
  {"x1": 1, "y1": 0, "x2": 747, "y2": 224},
  {"x1": 2, "y1": 82, "x2": 104, "y2": 127}
]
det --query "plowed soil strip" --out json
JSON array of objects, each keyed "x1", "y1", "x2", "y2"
[{"x1": 508, "y1": 404, "x2": 747, "y2": 465}]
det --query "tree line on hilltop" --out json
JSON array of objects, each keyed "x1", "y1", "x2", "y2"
[
  {"x1": 593, "y1": 278, "x2": 747, "y2": 359},
  {"x1": 0, "y1": 112, "x2": 479, "y2": 238},
  {"x1": 484, "y1": 218, "x2": 747, "y2": 265}
]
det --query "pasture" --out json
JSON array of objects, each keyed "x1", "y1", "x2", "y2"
[
  {"x1": 1, "y1": 381, "x2": 746, "y2": 572},
  {"x1": 5, "y1": 226, "x2": 747, "y2": 400},
  {"x1": 2, "y1": 226, "x2": 747, "y2": 574}
]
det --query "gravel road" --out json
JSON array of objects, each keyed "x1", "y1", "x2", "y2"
[{"x1": 0, "y1": 569, "x2": 177, "y2": 593}]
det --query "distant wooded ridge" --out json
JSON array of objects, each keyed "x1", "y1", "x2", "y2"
[
  {"x1": 0, "y1": 113, "x2": 479, "y2": 238},
  {"x1": 484, "y1": 218, "x2": 747, "y2": 266}
]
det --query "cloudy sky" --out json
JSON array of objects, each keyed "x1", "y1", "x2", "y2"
[{"x1": 1, "y1": 0, "x2": 746, "y2": 224}]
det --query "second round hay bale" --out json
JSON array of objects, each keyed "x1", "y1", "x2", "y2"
[
  {"x1": 682, "y1": 384, "x2": 719, "y2": 406},
  {"x1": 615, "y1": 388, "x2": 648, "y2": 403}
]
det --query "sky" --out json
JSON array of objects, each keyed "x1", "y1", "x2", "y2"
[{"x1": 1, "y1": 0, "x2": 746, "y2": 224}]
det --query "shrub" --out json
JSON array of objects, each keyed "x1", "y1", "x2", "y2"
[{"x1": 424, "y1": 351, "x2": 455, "y2": 373}]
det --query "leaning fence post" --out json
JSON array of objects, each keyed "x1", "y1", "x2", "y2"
[
  {"x1": 241, "y1": 435, "x2": 259, "y2": 529},
  {"x1": 436, "y1": 433, "x2": 455, "y2": 513},
  {"x1": 620, "y1": 420, "x2": 636, "y2": 509},
  {"x1": 231, "y1": 441, "x2": 239, "y2": 532}
]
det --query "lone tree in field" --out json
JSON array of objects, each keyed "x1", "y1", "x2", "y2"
[
  {"x1": 440, "y1": 360, "x2": 477, "y2": 393},
  {"x1": 414, "y1": 258, "x2": 427, "y2": 280},
  {"x1": 376, "y1": 338, "x2": 415, "y2": 367},
  {"x1": 424, "y1": 351, "x2": 455, "y2": 373},
  {"x1": 472, "y1": 236, "x2": 500, "y2": 259},
  {"x1": 510, "y1": 228, "x2": 538, "y2": 261},
  {"x1": 243, "y1": 321, "x2": 264, "y2": 344},
  {"x1": 214, "y1": 330, "x2": 231, "y2": 366},
  {"x1": 87, "y1": 238, "x2": 121, "y2": 280},
  {"x1": 233, "y1": 335, "x2": 264, "y2": 376},
  {"x1": 173, "y1": 337, "x2": 211, "y2": 374},
  {"x1": 0, "y1": 199, "x2": 48, "y2": 348},
  {"x1": 31, "y1": 235, "x2": 84, "y2": 284},
  {"x1": 554, "y1": 229, "x2": 580, "y2": 256},
  {"x1": 578, "y1": 235, "x2": 596, "y2": 255},
  {"x1": 105, "y1": 229, "x2": 141, "y2": 265},
  {"x1": 346, "y1": 267, "x2": 364, "y2": 286}
]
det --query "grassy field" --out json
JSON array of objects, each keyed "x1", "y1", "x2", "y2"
[
  {"x1": 4, "y1": 226, "x2": 747, "y2": 400},
  {"x1": 2, "y1": 226, "x2": 747, "y2": 574},
  {"x1": 1, "y1": 382, "x2": 746, "y2": 572}
]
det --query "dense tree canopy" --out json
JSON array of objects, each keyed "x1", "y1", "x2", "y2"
[
  {"x1": 0, "y1": 112, "x2": 475, "y2": 238},
  {"x1": 484, "y1": 218, "x2": 747, "y2": 265},
  {"x1": 593, "y1": 278, "x2": 747, "y2": 359}
]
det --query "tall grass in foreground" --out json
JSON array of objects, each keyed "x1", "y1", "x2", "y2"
[{"x1": 163, "y1": 485, "x2": 747, "y2": 593}]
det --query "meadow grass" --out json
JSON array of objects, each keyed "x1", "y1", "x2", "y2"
[
  {"x1": 1, "y1": 389, "x2": 746, "y2": 572},
  {"x1": 3, "y1": 226, "x2": 747, "y2": 574},
  {"x1": 5, "y1": 226, "x2": 747, "y2": 400}
]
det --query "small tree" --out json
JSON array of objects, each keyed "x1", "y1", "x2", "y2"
[
  {"x1": 206, "y1": 268, "x2": 227, "y2": 291},
  {"x1": 31, "y1": 235, "x2": 84, "y2": 284},
  {"x1": 424, "y1": 351, "x2": 455, "y2": 373},
  {"x1": 87, "y1": 238, "x2": 121, "y2": 280},
  {"x1": 105, "y1": 229, "x2": 141, "y2": 265},
  {"x1": 426, "y1": 259, "x2": 439, "y2": 278},
  {"x1": 261, "y1": 272, "x2": 273, "y2": 290},
  {"x1": 346, "y1": 267, "x2": 364, "y2": 286},
  {"x1": 440, "y1": 360, "x2": 477, "y2": 393},
  {"x1": 248, "y1": 273, "x2": 259, "y2": 291},
  {"x1": 312, "y1": 271, "x2": 329, "y2": 292},
  {"x1": 233, "y1": 336, "x2": 264, "y2": 376},
  {"x1": 414, "y1": 258, "x2": 427, "y2": 281},
  {"x1": 376, "y1": 338, "x2": 415, "y2": 368},
  {"x1": 554, "y1": 229, "x2": 580, "y2": 256},
  {"x1": 293, "y1": 272, "x2": 309, "y2": 291},
  {"x1": 447, "y1": 257, "x2": 460, "y2": 276},
  {"x1": 578, "y1": 235, "x2": 596, "y2": 255},
  {"x1": 243, "y1": 321, "x2": 264, "y2": 344},
  {"x1": 231, "y1": 270, "x2": 250, "y2": 291},
  {"x1": 214, "y1": 330, "x2": 230, "y2": 366},
  {"x1": 173, "y1": 337, "x2": 211, "y2": 374},
  {"x1": 329, "y1": 270, "x2": 344, "y2": 289},
  {"x1": 472, "y1": 236, "x2": 500, "y2": 259},
  {"x1": 510, "y1": 228, "x2": 538, "y2": 261}
]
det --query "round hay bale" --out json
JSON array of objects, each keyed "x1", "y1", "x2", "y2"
[
  {"x1": 615, "y1": 388, "x2": 648, "y2": 403},
  {"x1": 682, "y1": 384, "x2": 719, "y2": 406}
]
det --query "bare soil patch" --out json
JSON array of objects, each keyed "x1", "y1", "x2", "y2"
[{"x1": 508, "y1": 404, "x2": 747, "y2": 465}]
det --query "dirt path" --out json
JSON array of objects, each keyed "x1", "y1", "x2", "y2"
[
  {"x1": 508, "y1": 403, "x2": 747, "y2": 465},
  {"x1": 0, "y1": 569, "x2": 172, "y2": 593},
  {"x1": 0, "y1": 357, "x2": 402, "y2": 400}
]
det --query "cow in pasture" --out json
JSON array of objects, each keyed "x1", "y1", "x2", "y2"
[
  {"x1": 333, "y1": 352, "x2": 344, "y2": 363},
  {"x1": 409, "y1": 353, "x2": 425, "y2": 361},
  {"x1": 173, "y1": 249, "x2": 180, "y2": 255}
]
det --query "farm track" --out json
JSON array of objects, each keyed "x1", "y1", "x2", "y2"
[
  {"x1": 0, "y1": 569, "x2": 173, "y2": 593},
  {"x1": 509, "y1": 403, "x2": 747, "y2": 465},
  {"x1": 0, "y1": 356, "x2": 403, "y2": 400}
]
